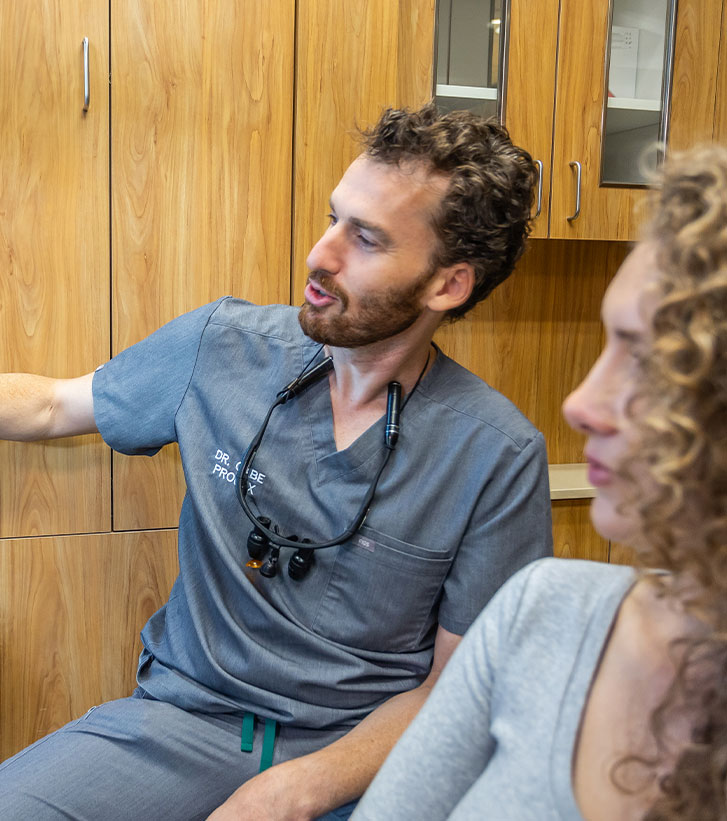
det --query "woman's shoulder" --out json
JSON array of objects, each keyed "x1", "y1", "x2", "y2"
[
  {"x1": 471, "y1": 558, "x2": 639, "y2": 660},
  {"x1": 508, "y1": 557, "x2": 637, "y2": 619}
]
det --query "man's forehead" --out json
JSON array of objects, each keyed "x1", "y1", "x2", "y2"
[{"x1": 334, "y1": 154, "x2": 450, "y2": 206}]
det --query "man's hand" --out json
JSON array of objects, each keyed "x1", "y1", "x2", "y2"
[
  {"x1": 206, "y1": 760, "x2": 318, "y2": 821},
  {"x1": 207, "y1": 627, "x2": 462, "y2": 821}
]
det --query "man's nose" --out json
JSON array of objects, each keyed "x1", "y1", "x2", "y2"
[{"x1": 306, "y1": 225, "x2": 343, "y2": 274}]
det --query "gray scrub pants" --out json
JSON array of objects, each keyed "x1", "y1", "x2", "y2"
[{"x1": 0, "y1": 691, "x2": 358, "y2": 820}]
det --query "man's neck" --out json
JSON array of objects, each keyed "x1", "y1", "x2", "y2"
[
  {"x1": 324, "y1": 318, "x2": 439, "y2": 451},
  {"x1": 327, "y1": 326, "x2": 436, "y2": 411}
]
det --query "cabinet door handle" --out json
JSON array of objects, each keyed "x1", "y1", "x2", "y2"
[
  {"x1": 82, "y1": 37, "x2": 90, "y2": 112},
  {"x1": 566, "y1": 161, "x2": 581, "y2": 222},
  {"x1": 534, "y1": 160, "x2": 543, "y2": 218}
]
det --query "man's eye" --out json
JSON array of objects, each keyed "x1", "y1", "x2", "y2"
[
  {"x1": 326, "y1": 213, "x2": 338, "y2": 226},
  {"x1": 357, "y1": 233, "x2": 377, "y2": 249}
]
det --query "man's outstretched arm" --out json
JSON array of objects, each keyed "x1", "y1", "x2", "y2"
[
  {"x1": 206, "y1": 625, "x2": 463, "y2": 821},
  {"x1": 0, "y1": 372, "x2": 97, "y2": 441}
]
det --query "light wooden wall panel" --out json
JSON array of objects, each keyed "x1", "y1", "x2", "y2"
[
  {"x1": 292, "y1": 0, "x2": 436, "y2": 303},
  {"x1": 552, "y1": 500, "x2": 609, "y2": 562},
  {"x1": 0, "y1": 0, "x2": 111, "y2": 537},
  {"x1": 397, "y1": 0, "x2": 437, "y2": 105},
  {"x1": 609, "y1": 541, "x2": 638, "y2": 566},
  {"x1": 435, "y1": 239, "x2": 629, "y2": 464},
  {"x1": 0, "y1": 530, "x2": 179, "y2": 761},
  {"x1": 111, "y1": 0, "x2": 296, "y2": 530}
]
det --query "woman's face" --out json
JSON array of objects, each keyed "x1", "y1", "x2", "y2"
[{"x1": 562, "y1": 243, "x2": 661, "y2": 544}]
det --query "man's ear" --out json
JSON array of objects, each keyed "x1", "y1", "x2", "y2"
[{"x1": 425, "y1": 262, "x2": 475, "y2": 313}]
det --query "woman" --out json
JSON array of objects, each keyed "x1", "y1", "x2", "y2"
[{"x1": 352, "y1": 146, "x2": 727, "y2": 820}]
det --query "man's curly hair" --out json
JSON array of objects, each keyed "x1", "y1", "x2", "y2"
[
  {"x1": 614, "y1": 146, "x2": 727, "y2": 819},
  {"x1": 360, "y1": 103, "x2": 537, "y2": 319}
]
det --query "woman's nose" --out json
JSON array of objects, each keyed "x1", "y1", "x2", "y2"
[{"x1": 562, "y1": 362, "x2": 619, "y2": 437}]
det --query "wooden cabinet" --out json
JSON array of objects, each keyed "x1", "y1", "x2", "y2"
[
  {"x1": 0, "y1": 0, "x2": 295, "y2": 758},
  {"x1": 505, "y1": 0, "x2": 724, "y2": 241},
  {"x1": 4, "y1": 0, "x2": 720, "y2": 760},
  {"x1": 505, "y1": 1, "x2": 559, "y2": 240},
  {"x1": 0, "y1": 1, "x2": 111, "y2": 538},
  {"x1": 0, "y1": 0, "x2": 295, "y2": 536},
  {"x1": 291, "y1": 0, "x2": 436, "y2": 301},
  {"x1": 0, "y1": 530, "x2": 178, "y2": 761},
  {"x1": 111, "y1": 0, "x2": 295, "y2": 529}
]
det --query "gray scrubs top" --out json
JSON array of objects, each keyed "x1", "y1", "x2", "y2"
[{"x1": 92, "y1": 298, "x2": 552, "y2": 730}]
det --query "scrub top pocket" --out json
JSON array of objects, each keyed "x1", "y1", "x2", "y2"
[{"x1": 311, "y1": 525, "x2": 453, "y2": 653}]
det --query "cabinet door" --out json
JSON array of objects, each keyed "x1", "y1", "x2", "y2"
[
  {"x1": 0, "y1": 530, "x2": 178, "y2": 760},
  {"x1": 0, "y1": 0, "x2": 110, "y2": 537},
  {"x1": 669, "y1": 0, "x2": 724, "y2": 150},
  {"x1": 506, "y1": 0, "x2": 559, "y2": 238},
  {"x1": 431, "y1": 0, "x2": 560, "y2": 239},
  {"x1": 551, "y1": 0, "x2": 722, "y2": 240},
  {"x1": 550, "y1": 0, "x2": 649, "y2": 239},
  {"x1": 292, "y1": 0, "x2": 436, "y2": 298},
  {"x1": 111, "y1": 0, "x2": 295, "y2": 530}
]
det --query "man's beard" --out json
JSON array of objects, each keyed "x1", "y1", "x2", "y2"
[{"x1": 298, "y1": 268, "x2": 435, "y2": 348}]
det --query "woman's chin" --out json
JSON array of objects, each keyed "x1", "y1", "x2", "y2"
[{"x1": 589, "y1": 494, "x2": 639, "y2": 546}]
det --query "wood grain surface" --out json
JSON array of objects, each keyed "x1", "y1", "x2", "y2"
[
  {"x1": 550, "y1": 0, "x2": 646, "y2": 240},
  {"x1": 506, "y1": 0, "x2": 559, "y2": 238},
  {"x1": 0, "y1": 1, "x2": 111, "y2": 537},
  {"x1": 111, "y1": 0, "x2": 295, "y2": 529},
  {"x1": 0, "y1": 529, "x2": 179, "y2": 760},
  {"x1": 714, "y1": 1, "x2": 727, "y2": 142},
  {"x1": 552, "y1": 499, "x2": 609, "y2": 562},
  {"x1": 668, "y1": 0, "x2": 723, "y2": 152},
  {"x1": 435, "y1": 239, "x2": 629, "y2": 464},
  {"x1": 292, "y1": 0, "x2": 436, "y2": 303},
  {"x1": 550, "y1": 0, "x2": 723, "y2": 240}
]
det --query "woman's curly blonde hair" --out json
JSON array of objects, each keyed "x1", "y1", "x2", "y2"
[{"x1": 623, "y1": 146, "x2": 727, "y2": 819}]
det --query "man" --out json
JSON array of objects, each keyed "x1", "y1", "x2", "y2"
[{"x1": 0, "y1": 103, "x2": 551, "y2": 820}]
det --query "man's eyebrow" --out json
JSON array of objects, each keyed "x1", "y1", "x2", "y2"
[
  {"x1": 349, "y1": 217, "x2": 394, "y2": 248},
  {"x1": 328, "y1": 197, "x2": 394, "y2": 247}
]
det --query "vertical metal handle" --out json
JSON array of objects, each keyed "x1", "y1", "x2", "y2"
[
  {"x1": 495, "y1": 0, "x2": 511, "y2": 124},
  {"x1": 534, "y1": 160, "x2": 544, "y2": 218},
  {"x1": 658, "y1": 0, "x2": 678, "y2": 147},
  {"x1": 566, "y1": 161, "x2": 581, "y2": 222},
  {"x1": 82, "y1": 37, "x2": 90, "y2": 112}
]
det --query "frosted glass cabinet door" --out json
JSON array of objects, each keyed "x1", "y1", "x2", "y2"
[
  {"x1": 601, "y1": 0, "x2": 677, "y2": 185},
  {"x1": 434, "y1": 0, "x2": 509, "y2": 120}
]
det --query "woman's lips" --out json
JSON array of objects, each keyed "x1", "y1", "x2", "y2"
[{"x1": 586, "y1": 456, "x2": 613, "y2": 487}]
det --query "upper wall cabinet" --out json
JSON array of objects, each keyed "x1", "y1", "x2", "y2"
[
  {"x1": 542, "y1": 0, "x2": 722, "y2": 240},
  {"x1": 437, "y1": 0, "x2": 725, "y2": 241}
]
